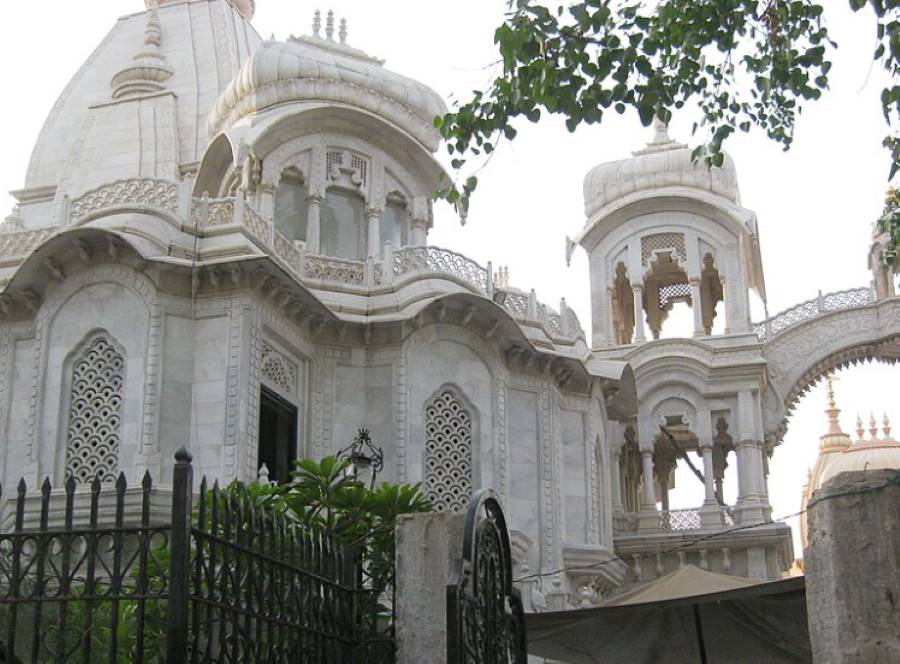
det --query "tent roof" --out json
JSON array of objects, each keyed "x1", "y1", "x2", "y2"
[
  {"x1": 526, "y1": 575, "x2": 809, "y2": 664},
  {"x1": 603, "y1": 564, "x2": 759, "y2": 606}
]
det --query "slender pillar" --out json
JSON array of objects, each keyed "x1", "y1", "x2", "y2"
[
  {"x1": 638, "y1": 449, "x2": 659, "y2": 531},
  {"x1": 611, "y1": 448, "x2": 624, "y2": 514},
  {"x1": 640, "y1": 450, "x2": 655, "y2": 508},
  {"x1": 701, "y1": 446, "x2": 716, "y2": 503},
  {"x1": 632, "y1": 286, "x2": 647, "y2": 342},
  {"x1": 721, "y1": 279, "x2": 731, "y2": 334},
  {"x1": 410, "y1": 219, "x2": 427, "y2": 246},
  {"x1": 690, "y1": 280, "x2": 704, "y2": 336},
  {"x1": 306, "y1": 196, "x2": 322, "y2": 254},
  {"x1": 366, "y1": 208, "x2": 381, "y2": 258}
]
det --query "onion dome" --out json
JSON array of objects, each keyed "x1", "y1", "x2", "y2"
[
  {"x1": 111, "y1": 6, "x2": 173, "y2": 99},
  {"x1": 819, "y1": 413, "x2": 900, "y2": 485},
  {"x1": 148, "y1": 0, "x2": 255, "y2": 20},
  {"x1": 208, "y1": 10, "x2": 447, "y2": 152},
  {"x1": 583, "y1": 119, "x2": 740, "y2": 219}
]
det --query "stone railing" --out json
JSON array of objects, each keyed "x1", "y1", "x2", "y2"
[
  {"x1": 615, "y1": 507, "x2": 734, "y2": 534},
  {"x1": 0, "y1": 227, "x2": 58, "y2": 261},
  {"x1": 70, "y1": 178, "x2": 181, "y2": 221},
  {"x1": 660, "y1": 508, "x2": 702, "y2": 532},
  {"x1": 753, "y1": 287, "x2": 875, "y2": 341},
  {"x1": 497, "y1": 288, "x2": 586, "y2": 343},
  {"x1": 391, "y1": 245, "x2": 490, "y2": 294},
  {"x1": 302, "y1": 254, "x2": 365, "y2": 286}
]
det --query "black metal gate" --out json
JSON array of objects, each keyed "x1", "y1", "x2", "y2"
[
  {"x1": 0, "y1": 449, "x2": 392, "y2": 663},
  {"x1": 446, "y1": 489, "x2": 527, "y2": 664}
]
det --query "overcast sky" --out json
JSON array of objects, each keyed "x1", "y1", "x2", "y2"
[{"x1": 1, "y1": 1, "x2": 897, "y2": 556}]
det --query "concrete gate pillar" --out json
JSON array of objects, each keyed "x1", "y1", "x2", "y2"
[{"x1": 805, "y1": 469, "x2": 900, "y2": 663}]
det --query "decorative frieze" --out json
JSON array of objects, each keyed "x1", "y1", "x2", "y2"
[{"x1": 69, "y1": 178, "x2": 180, "y2": 221}]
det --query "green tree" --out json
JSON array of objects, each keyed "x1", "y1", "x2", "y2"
[{"x1": 436, "y1": 0, "x2": 900, "y2": 264}]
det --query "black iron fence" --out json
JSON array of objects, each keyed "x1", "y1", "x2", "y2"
[{"x1": 0, "y1": 449, "x2": 393, "y2": 663}]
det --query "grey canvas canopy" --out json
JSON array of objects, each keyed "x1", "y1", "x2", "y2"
[{"x1": 526, "y1": 566, "x2": 810, "y2": 664}]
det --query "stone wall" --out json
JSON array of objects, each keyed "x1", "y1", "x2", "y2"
[{"x1": 805, "y1": 469, "x2": 900, "y2": 663}]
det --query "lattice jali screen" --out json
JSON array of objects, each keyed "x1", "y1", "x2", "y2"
[
  {"x1": 350, "y1": 154, "x2": 369, "y2": 185},
  {"x1": 326, "y1": 151, "x2": 344, "y2": 175},
  {"x1": 659, "y1": 282, "x2": 692, "y2": 308},
  {"x1": 65, "y1": 336, "x2": 125, "y2": 483},
  {"x1": 261, "y1": 344, "x2": 298, "y2": 397},
  {"x1": 423, "y1": 389, "x2": 473, "y2": 512},
  {"x1": 641, "y1": 233, "x2": 687, "y2": 266}
]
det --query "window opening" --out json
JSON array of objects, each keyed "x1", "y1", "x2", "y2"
[
  {"x1": 321, "y1": 189, "x2": 364, "y2": 259},
  {"x1": 274, "y1": 168, "x2": 308, "y2": 243}
]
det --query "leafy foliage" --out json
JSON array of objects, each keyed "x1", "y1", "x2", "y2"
[{"x1": 436, "y1": 0, "x2": 900, "y2": 262}]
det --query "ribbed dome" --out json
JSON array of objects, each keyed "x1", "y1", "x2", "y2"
[
  {"x1": 208, "y1": 13, "x2": 447, "y2": 152},
  {"x1": 583, "y1": 120, "x2": 740, "y2": 219},
  {"x1": 819, "y1": 414, "x2": 900, "y2": 485},
  {"x1": 148, "y1": 0, "x2": 255, "y2": 20}
]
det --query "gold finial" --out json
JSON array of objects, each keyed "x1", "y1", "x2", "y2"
[
  {"x1": 822, "y1": 373, "x2": 844, "y2": 436},
  {"x1": 826, "y1": 373, "x2": 837, "y2": 409}
]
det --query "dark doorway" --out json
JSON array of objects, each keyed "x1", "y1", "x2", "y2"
[{"x1": 258, "y1": 386, "x2": 298, "y2": 484}]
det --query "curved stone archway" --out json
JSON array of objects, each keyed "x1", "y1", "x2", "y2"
[{"x1": 761, "y1": 293, "x2": 900, "y2": 442}]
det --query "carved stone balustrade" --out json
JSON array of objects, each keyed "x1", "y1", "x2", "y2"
[
  {"x1": 391, "y1": 245, "x2": 489, "y2": 294},
  {"x1": 753, "y1": 287, "x2": 876, "y2": 341}
]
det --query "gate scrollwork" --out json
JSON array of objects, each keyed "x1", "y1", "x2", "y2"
[{"x1": 447, "y1": 489, "x2": 528, "y2": 664}]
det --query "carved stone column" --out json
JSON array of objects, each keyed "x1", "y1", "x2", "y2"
[
  {"x1": 410, "y1": 219, "x2": 427, "y2": 246},
  {"x1": 638, "y1": 449, "x2": 659, "y2": 531},
  {"x1": 306, "y1": 195, "x2": 322, "y2": 254},
  {"x1": 632, "y1": 286, "x2": 647, "y2": 342},
  {"x1": 366, "y1": 207, "x2": 382, "y2": 258},
  {"x1": 690, "y1": 279, "x2": 704, "y2": 336}
]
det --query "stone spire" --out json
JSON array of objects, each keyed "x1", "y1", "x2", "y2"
[
  {"x1": 819, "y1": 375, "x2": 852, "y2": 451},
  {"x1": 111, "y1": 4, "x2": 174, "y2": 99}
]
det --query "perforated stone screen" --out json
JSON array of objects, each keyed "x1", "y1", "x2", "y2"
[
  {"x1": 423, "y1": 389, "x2": 473, "y2": 512},
  {"x1": 65, "y1": 336, "x2": 125, "y2": 483}
]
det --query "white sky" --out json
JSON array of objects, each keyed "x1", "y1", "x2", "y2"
[{"x1": 1, "y1": 1, "x2": 897, "y2": 557}]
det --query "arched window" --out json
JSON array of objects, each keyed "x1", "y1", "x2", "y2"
[
  {"x1": 380, "y1": 197, "x2": 409, "y2": 253},
  {"x1": 274, "y1": 167, "x2": 308, "y2": 243},
  {"x1": 321, "y1": 189, "x2": 364, "y2": 259},
  {"x1": 423, "y1": 388, "x2": 473, "y2": 512},
  {"x1": 65, "y1": 335, "x2": 125, "y2": 483}
]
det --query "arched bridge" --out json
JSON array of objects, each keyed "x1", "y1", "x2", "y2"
[{"x1": 757, "y1": 288, "x2": 900, "y2": 440}]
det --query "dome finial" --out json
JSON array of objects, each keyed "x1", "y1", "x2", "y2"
[
  {"x1": 869, "y1": 413, "x2": 880, "y2": 441},
  {"x1": 826, "y1": 373, "x2": 836, "y2": 409},
  {"x1": 312, "y1": 9, "x2": 322, "y2": 37},
  {"x1": 339, "y1": 17, "x2": 348, "y2": 44},
  {"x1": 111, "y1": 4, "x2": 174, "y2": 99},
  {"x1": 856, "y1": 413, "x2": 865, "y2": 441},
  {"x1": 632, "y1": 116, "x2": 685, "y2": 156},
  {"x1": 822, "y1": 373, "x2": 845, "y2": 438},
  {"x1": 326, "y1": 10, "x2": 335, "y2": 41},
  {"x1": 883, "y1": 413, "x2": 892, "y2": 439}
]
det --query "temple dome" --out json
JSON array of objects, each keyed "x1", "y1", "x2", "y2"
[
  {"x1": 148, "y1": 0, "x2": 255, "y2": 20},
  {"x1": 207, "y1": 12, "x2": 447, "y2": 152},
  {"x1": 819, "y1": 413, "x2": 900, "y2": 485},
  {"x1": 583, "y1": 120, "x2": 741, "y2": 219}
]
